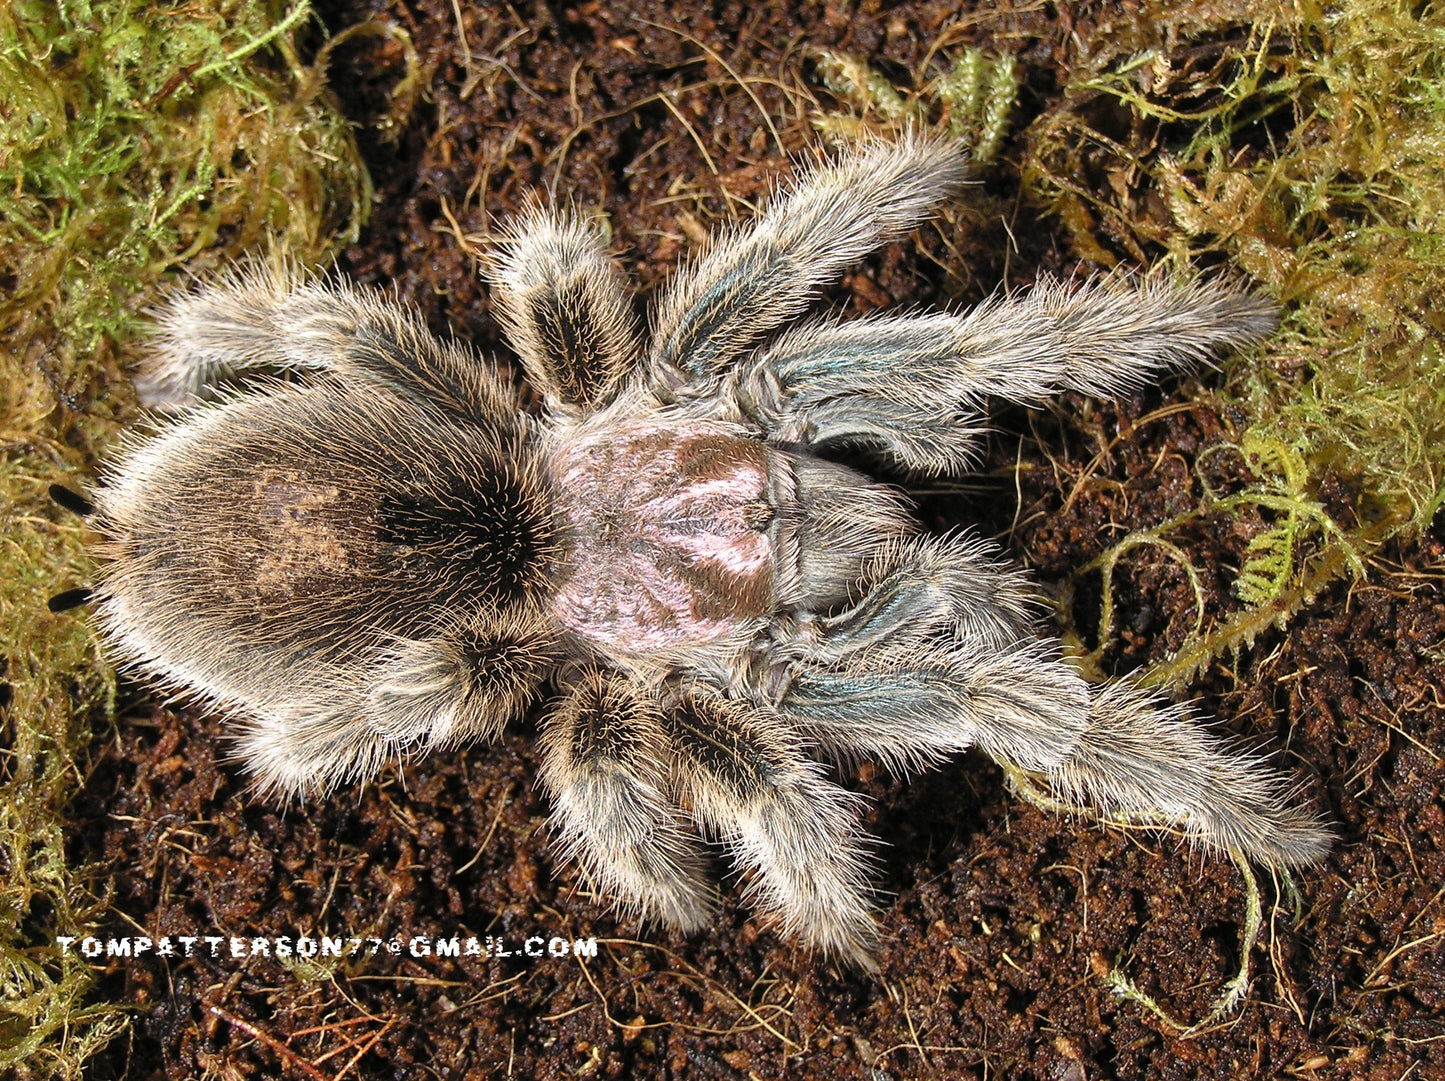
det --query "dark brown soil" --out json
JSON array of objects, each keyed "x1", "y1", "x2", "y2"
[{"x1": 73, "y1": 2, "x2": 1445, "y2": 1079}]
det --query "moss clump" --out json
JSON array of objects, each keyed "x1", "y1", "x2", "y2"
[
  {"x1": 813, "y1": 47, "x2": 1020, "y2": 167},
  {"x1": 1025, "y1": 0, "x2": 1445, "y2": 680},
  {"x1": 0, "y1": 2, "x2": 372, "y2": 1075}
]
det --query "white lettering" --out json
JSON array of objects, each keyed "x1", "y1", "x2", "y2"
[{"x1": 573, "y1": 938, "x2": 598, "y2": 958}]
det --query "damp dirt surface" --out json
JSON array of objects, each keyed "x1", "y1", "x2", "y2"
[{"x1": 73, "y1": 2, "x2": 1444, "y2": 1079}]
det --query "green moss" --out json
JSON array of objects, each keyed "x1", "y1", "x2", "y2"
[
  {"x1": 0, "y1": 2, "x2": 372, "y2": 1075},
  {"x1": 0, "y1": 0, "x2": 370, "y2": 364},
  {"x1": 813, "y1": 47, "x2": 1020, "y2": 166},
  {"x1": 1025, "y1": 0, "x2": 1445, "y2": 680}
]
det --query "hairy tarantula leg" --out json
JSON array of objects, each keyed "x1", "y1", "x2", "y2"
[
  {"x1": 537, "y1": 672, "x2": 715, "y2": 932},
  {"x1": 740, "y1": 276, "x2": 1278, "y2": 472},
  {"x1": 664, "y1": 685, "x2": 881, "y2": 970},
  {"x1": 649, "y1": 136, "x2": 967, "y2": 389},
  {"x1": 229, "y1": 703, "x2": 399, "y2": 806},
  {"x1": 485, "y1": 207, "x2": 641, "y2": 413},
  {"x1": 767, "y1": 631, "x2": 1330, "y2": 866},
  {"x1": 759, "y1": 534, "x2": 1082, "y2": 775},
  {"x1": 139, "y1": 262, "x2": 516, "y2": 422},
  {"x1": 768, "y1": 638, "x2": 1090, "y2": 779},
  {"x1": 1045, "y1": 681, "x2": 1333, "y2": 867},
  {"x1": 805, "y1": 534, "x2": 1041, "y2": 659},
  {"x1": 368, "y1": 613, "x2": 562, "y2": 751},
  {"x1": 231, "y1": 613, "x2": 559, "y2": 801}
]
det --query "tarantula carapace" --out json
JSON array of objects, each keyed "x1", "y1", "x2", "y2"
[{"x1": 82, "y1": 138, "x2": 1328, "y2": 968}]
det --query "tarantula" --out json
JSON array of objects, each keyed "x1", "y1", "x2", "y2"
[{"x1": 75, "y1": 138, "x2": 1328, "y2": 968}]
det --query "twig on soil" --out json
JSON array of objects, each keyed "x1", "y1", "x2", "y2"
[
  {"x1": 568, "y1": 939, "x2": 805, "y2": 1055},
  {"x1": 549, "y1": 69, "x2": 804, "y2": 191},
  {"x1": 896, "y1": 981, "x2": 931, "y2": 1071},
  {"x1": 657, "y1": 92, "x2": 721, "y2": 177},
  {"x1": 328, "y1": 1016, "x2": 395, "y2": 1081},
  {"x1": 206, "y1": 1003, "x2": 335, "y2": 1081},
  {"x1": 436, "y1": 196, "x2": 478, "y2": 258},
  {"x1": 633, "y1": 18, "x2": 787, "y2": 156},
  {"x1": 455, "y1": 782, "x2": 514, "y2": 875}
]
